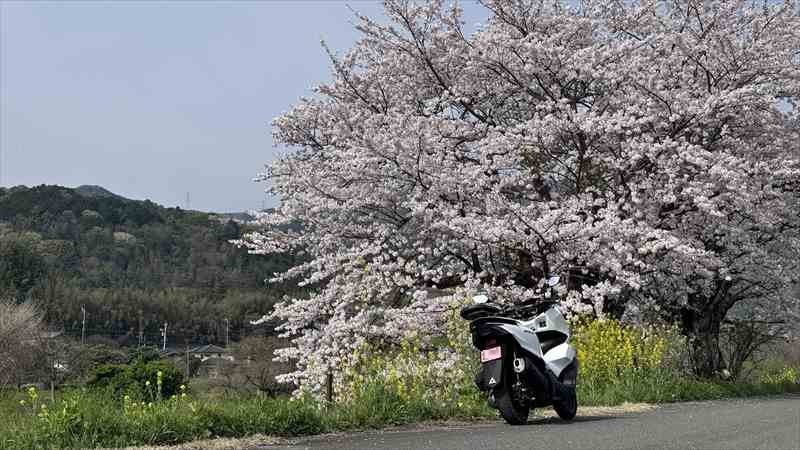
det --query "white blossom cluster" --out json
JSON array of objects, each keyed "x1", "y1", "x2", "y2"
[{"x1": 237, "y1": 0, "x2": 800, "y2": 391}]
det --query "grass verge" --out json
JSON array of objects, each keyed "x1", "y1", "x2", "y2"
[
  {"x1": 1, "y1": 375, "x2": 798, "y2": 450},
  {"x1": 579, "y1": 368, "x2": 800, "y2": 406}
]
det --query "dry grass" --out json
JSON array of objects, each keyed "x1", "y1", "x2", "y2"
[
  {"x1": 108, "y1": 435, "x2": 281, "y2": 450},
  {"x1": 544, "y1": 402, "x2": 657, "y2": 417}
]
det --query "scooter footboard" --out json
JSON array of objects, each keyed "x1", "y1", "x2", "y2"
[{"x1": 520, "y1": 355, "x2": 551, "y2": 397}]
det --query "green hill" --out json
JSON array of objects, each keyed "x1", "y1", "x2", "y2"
[
  {"x1": 0, "y1": 185, "x2": 296, "y2": 346},
  {"x1": 74, "y1": 184, "x2": 124, "y2": 199}
]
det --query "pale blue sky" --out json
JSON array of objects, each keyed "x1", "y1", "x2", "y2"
[{"x1": 1, "y1": 1, "x2": 487, "y2": 212}]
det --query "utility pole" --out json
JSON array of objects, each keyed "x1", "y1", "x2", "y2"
[
  {"x1": 224, "y1": 318, "x2": 230, "y2": 348},
  {"x1": 138, "y1": 311, "x2": 144, "y2": 347},
  {"x1": 185, "y1": 344, "x2": 190, "y2": 379},
  {"x1": 161, "y1": 322, "x2": 168, "y2": 351},
  {"x1": 81, "y1": 305, "x2": 86, "y2": 345}
]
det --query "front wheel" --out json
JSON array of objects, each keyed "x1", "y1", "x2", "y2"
[
  {"x1": 494, "y1": 388, "x2": 529, "y2": 425},
  {"x1": 553, "y1": 385, "x2": 577, "y2": 420}
]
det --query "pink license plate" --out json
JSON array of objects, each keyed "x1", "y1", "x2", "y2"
[{"x1": 480, "y1": 346, "x2": 502, "y2": 362}]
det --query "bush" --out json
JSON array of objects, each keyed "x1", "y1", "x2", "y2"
[
  {"x1": 0, "y1": 300, "x2": 45, "y2": 389},
  {"x1": 569, "y1": 318, "x2": 800, "y2": 405},
  {"x1": 87, "y1": 358, "x2": 184, "y2": 399},
  {"x1": 571, "y1": 318, "x2": 682, "y2": 384},
  {"x1": 570, "y1": 318, "x2": 697, "y2": 405},
  {"x1": 759, "y1": 365, "x2": 799, "y2": 385},
  {"x1": 335, "y1": 305, "x2": 491, "y2": 421},
  {"x1": 86, "y1": 364, "x2": 125, "y2": 391},
  {"x1": 220, "y1": 336, "x2": 295, "y2": 396}
]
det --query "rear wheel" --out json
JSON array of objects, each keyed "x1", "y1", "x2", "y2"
[
  {"x1": 553, "y1": 360, "x2": 579, "y2": 421},
  {"x1": 553, "y1": 385, "x2": 577, "y2": 420},
  {"x1": 495, "y1": 388, "x2": 529, "y2": 425}
]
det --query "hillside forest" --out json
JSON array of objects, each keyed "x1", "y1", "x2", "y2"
[{"x1": 0, "y1": 184, "x2": 298, "y2": 347}]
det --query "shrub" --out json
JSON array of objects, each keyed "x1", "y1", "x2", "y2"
[
  {"x1": 336, "y1": 305, "x2": 491, "y2": 421},
  {"x1": 571, "y1": 318, "x2": 684, "y2": 384},
  {"x1": 129, "y1": 359, "x2": 184, "y2": 399},
  {"x1": 759, "y1": 365, "x2": 799, "y2": 385},
  {"x1": 0, "y1": 300, "x2": 45, "y2": 389},
  {"x1": 220, "y1": 336, "x2": 295, "y2": 396},
  {"x1": 336, "y1": 312, "x2": 690, "y2": 415},
  {"x1": 86, "y1": 364, "x2": 126, "y2": 391},
  {"x1": 87, "y1": 358, "x2": 184, "y2": 399}
]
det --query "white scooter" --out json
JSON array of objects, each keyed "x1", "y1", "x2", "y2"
[{"x1": 460, "y1": 276, "x2": 578, "y2": 424}]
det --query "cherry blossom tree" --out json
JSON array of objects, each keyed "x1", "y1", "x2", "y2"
[{"x1": 240, "y1": 0, "x2": 800, "y2": 388}]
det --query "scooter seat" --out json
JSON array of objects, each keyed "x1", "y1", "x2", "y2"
[{"x1": 460, "y1": 303, "x2": 502, "y2": 320}]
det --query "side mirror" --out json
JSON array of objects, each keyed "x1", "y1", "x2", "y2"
[{"x1": 547, "y1": 275, "x2": 560, "y2": 287}]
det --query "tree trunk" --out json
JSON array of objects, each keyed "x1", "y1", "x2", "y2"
[
  {"x1": 680, "y1": 279, "x2": 734, "y2": 378},
  {"x1": 687, "y1": 318, "x2": 726, "y2": 378}
]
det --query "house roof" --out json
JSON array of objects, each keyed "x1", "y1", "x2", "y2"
[{"x1": 189, "y1": 344, "x2": 228, "y2": 354}]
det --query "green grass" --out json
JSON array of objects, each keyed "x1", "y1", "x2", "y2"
[
  {"x1": 577, "y1": 368, "x2": 800, "y2": 406},
  {"x1": 0, "y1": 389, "x2": 323, "y2": 450},
  {"x1": 1, "y1": 375, "x2": 797, "y2": 450},
  {"x1": 0, "y1": 381, "x2": 493, "y2": 450}
]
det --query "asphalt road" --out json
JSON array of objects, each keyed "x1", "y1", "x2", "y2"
[{"x1": 260, "y1": 395, "x2": 800, "y2": 450}]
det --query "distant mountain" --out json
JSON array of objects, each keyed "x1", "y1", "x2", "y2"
[
  {"x1": 0, "y1": 184, "x2": 163, "y2": 228},
  {"x1": 75, "y1": 185, "x2": 124, "y2": 199},
  {"x1": 0, "y1": 184, "x2": 299, "y2": 345}
]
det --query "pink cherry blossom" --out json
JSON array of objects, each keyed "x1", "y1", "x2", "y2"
[{"x1": 238, "y1": 0, "x2": 800, "y2": 389}]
